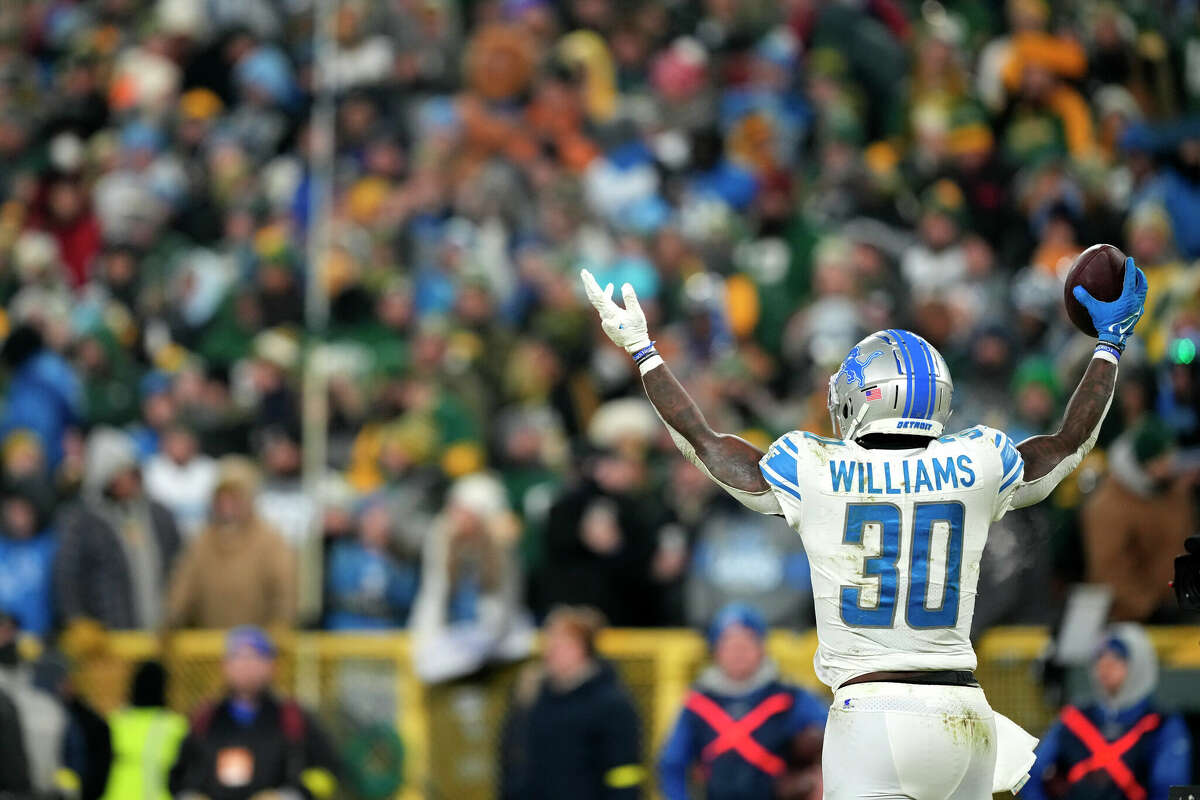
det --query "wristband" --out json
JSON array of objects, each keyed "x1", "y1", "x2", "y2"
[
  {"x1": 638, "y1": 354, "x2": 664, "y2": 375},
  {"x1": 1093, "y1": 342, "x2": 1121, "y2": 364},
  {"x1": 630, "y1": 341, "x2": 657, "y2": 361}
]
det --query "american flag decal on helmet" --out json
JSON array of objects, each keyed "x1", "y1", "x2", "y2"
[{"x1": 863, "y1": 387, "x2": 883, "y2": 401}]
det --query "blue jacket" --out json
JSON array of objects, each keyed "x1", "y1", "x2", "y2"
[
  {"x1": 323, "y1": 541, "x2": 418, "y2": 630},
  {"x1": 0, "y1": 531, "x2": 57, "y2": 636},
  {"x1": 1022, "y1": 699, "x2": 1192, "y2": 800},
  {"x1": 1, "y1": 352, "x2": 82, "y2": 469},
  {"x1": 658, "y1": 662, "x2": 827, "y2": 800},
  {"x1": 1160, "y1": 170, "x2": 1200, "y2": 259}
]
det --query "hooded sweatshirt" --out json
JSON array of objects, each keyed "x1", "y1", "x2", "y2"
[
  {"x1": 56, "y1": 429, "x2": 180, "y2": 629},
  {"x1": 1024, "y1": 624, "x2": 1193, "y2": 800},
  {"x1": 167, "y1": 460, "x2": 297, "y2": 628},
  {"x1": 658, "y1": 658, "x2": 827, "y2": 800}
]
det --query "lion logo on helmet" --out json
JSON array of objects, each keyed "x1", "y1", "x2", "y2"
[{"x1": 839, "y1": 346, "x2": 884, "y2": 388}]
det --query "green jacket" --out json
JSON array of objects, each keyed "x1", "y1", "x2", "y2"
[{"x1": 102, "y1": 708, "x2": 187, "y2": 800}]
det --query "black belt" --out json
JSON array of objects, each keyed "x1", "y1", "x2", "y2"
[{"x1": 846, "y1": 670, "x2": 979, "y2": 688}]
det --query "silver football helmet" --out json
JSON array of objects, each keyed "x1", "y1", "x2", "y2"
[{"x1": 828, "y1": 329, "x2": 953, "y2": 441}]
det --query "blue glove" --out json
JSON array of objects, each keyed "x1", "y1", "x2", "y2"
[{"x1": 1072, "y1": 257, "x2": 1148, "y2": 350}]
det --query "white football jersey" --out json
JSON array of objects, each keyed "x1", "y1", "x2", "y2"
[{"x1": 758, "y1": 426, "x2": 1024, "y2": 690}]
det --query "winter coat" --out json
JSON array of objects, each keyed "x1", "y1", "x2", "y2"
[
  {"x1": 410, "y1": 515, "x2": 533, "y2": 682},
  {"x1": 54, "y1": 502, "x2": 181, "y2": 630},
  {"x1": 1025, "y1": 625, "x2": 1192, "y2": 800},
  {"x1": 0, "y1": 664, "x2": 68, "y2": 795},
  {"x1": 63, "y1": 696, "x2": 114, "y2": 800},
  {"x1": 658, "y1": 660, "x2": 827, "y2": 800},
  {"x1": 1160, "y1": 169, "x2": 1200, "y2": 259},
  {"x1": 541, "y1": 482, "x2": 662, "y2": 626},
  {"x1": 1081, "y1": 449, "x2": 1193, "y2": 621},
  {"x1": 323, "y1": 541, "x2": 418, "y2": 630},
  {"x1": 501, "y1": 661, "x2": 644, "y2": 800},
  {"x1": 0, "y1": 528, "x2": 57, "y2": 635},
  {"x1": 0, "y1": 349, "x2": 82, "y2": 469},
  {"x1": 167, "y1": 515, "x2": 297, "y2": 629},
  {"x1": 0, "y1": 685, "x2": 31, "y2": 794},
  {"x1": 169, "y1": 692, "x2": 339, "y2": 800},
  {"x1": 685, "y1": 500, "x2": 813, "y2": 631}
]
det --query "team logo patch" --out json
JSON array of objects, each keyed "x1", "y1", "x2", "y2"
[{"x1": 840, "y1": 346, "x2": 884, "y2": 387}]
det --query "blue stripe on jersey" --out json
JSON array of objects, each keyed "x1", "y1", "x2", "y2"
[
  {"x1": 778, "y1": 435, "x2": 801, "y2": 457},
  {"x1": 763, "y1": 448, "x2": 800, "y2": 489},
  {"x1": 1000, "y1": 440, "x2": 1021, "y2": 477},
  {"x1": 993, "y1": 430, "x2": 1023, "y2": 482},
  {"x1": 762, "y1": 463, "x2": 803, "y2": 501},
  {"x1": 999, "y1": 464, "x2": 1023, "y2": 492}
]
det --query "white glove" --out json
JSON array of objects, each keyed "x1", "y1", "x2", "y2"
[{"x1": 580, "y1": 269, "x2": 651, "y2": 354}]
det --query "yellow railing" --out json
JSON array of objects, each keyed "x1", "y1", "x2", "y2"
[{"x1": 66, "y1": 627, "x2": 1200, "y2": 799}]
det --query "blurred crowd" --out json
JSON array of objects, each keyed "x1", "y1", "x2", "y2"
[{"x1": 0, "y1": 0, "x2": 1199, "y2": 672}]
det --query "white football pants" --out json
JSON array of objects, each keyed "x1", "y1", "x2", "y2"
[{"x1": 822, "y1": 681, "x2": 998, "y2": 800}]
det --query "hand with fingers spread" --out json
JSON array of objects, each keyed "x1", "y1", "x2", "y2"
[
  {"x1": 580, "y1": 269, "x2": 651, "y2": 354},
  {"x1": 1072, "y1": 256, "x2": 1148, "y2": 351}
]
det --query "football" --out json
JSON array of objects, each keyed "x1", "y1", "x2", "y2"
[{"x1": 1063, "y1": 243, "x2": 1127, "y2": 337}]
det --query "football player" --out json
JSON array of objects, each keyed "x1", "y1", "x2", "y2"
[{"x1": 581, "y1": 261, "x2": 1147, "y2": 799}]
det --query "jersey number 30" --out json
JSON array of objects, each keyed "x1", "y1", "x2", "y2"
[{"x1": 839, "y1": 501, "x2": 964, "y2": 629}]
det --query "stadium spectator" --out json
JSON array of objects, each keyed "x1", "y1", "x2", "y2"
[
  {"x1": 1081, "y1": 419, "x2": 1196, "y2": 622},
  {"x1": 143, "y1": 423, "x2": 218, "y2": 538},
  {"x1": 167, "y1": 456, "x2": 297, "y2": 629},
  {"x1": 500, "y1": 605, "x2": 645, "y2": 800},
  {"x1": 55, "y1": 428, "x2": 182, "y2": 631},
  {"x1": 102, "y1": 661, "x2": 187, "y2": 800},
  {"x1": 0, "y1": 682, "x2": 31, "y2": 795},
  {"x1": 0, "y1": 613, "x2": 68, "y2": 796},
  {"x1": 0, "y1": 0, "x2": 1200, "y2": 689},
  {"x1": 0, "y1": 477, "x2": 57, "y2": 636},
  {"x1": 323, "y1": 496, "x2": 419, "y2": 630},
  {"x1": 1024, "y1": 624, "x2": 1192, "y2": 800},
  {"x1": 1143, "y1": 131, "x2": 1200, "y2": 259},
  {"x1": 0, "y1": 324, "x2": 81, "y2": 472},
  {"x1": 676, "y1": 462, "x2": 814, "y2": 631},
  {"x1": 34, "y1": 652, "x2": 113, "y2": 800},
  {"x1": 541, "y1": 400, "x2": 667, "y2": 625},
  {"x1": 169, "y1": 627, "x2": 339, "y2": 800},
  {"x1": 659, "y1": 604, "x2": 826, "y2": 800},
  {"x1": 254, "y1": 425, "x2": 318, "y2": 550},
  {"x1": 127, "y1": 372, "x2": 178, "y2": 462},
  {"x1": 411, "y1": 473, "x2": 534, "y2": 682}
]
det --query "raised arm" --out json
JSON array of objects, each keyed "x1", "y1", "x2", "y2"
[
  {"x1": 639, "y1": 365, "x2": 769, "y2": 492},
  {"x1": 580, "y1": 271, "x2": 777, "y2": 510},
  {"x1": 1017, "y1": 357, "x2": 1116, "y2": 483},
  {"x1": 1012, "y1": 259, "x2": 1147, "y2": 508}
]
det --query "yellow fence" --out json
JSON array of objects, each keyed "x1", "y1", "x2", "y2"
[{"x1": 66, "y1": 627, "x2": 1200, "y2": 799}]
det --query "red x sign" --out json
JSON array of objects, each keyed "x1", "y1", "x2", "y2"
[
  {"x1": 685, "y1": 690, "x2": 794, "y2": 776},
  {"x1": 1061, "y1": 706, "x2": 1162, "y2": 800}
]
